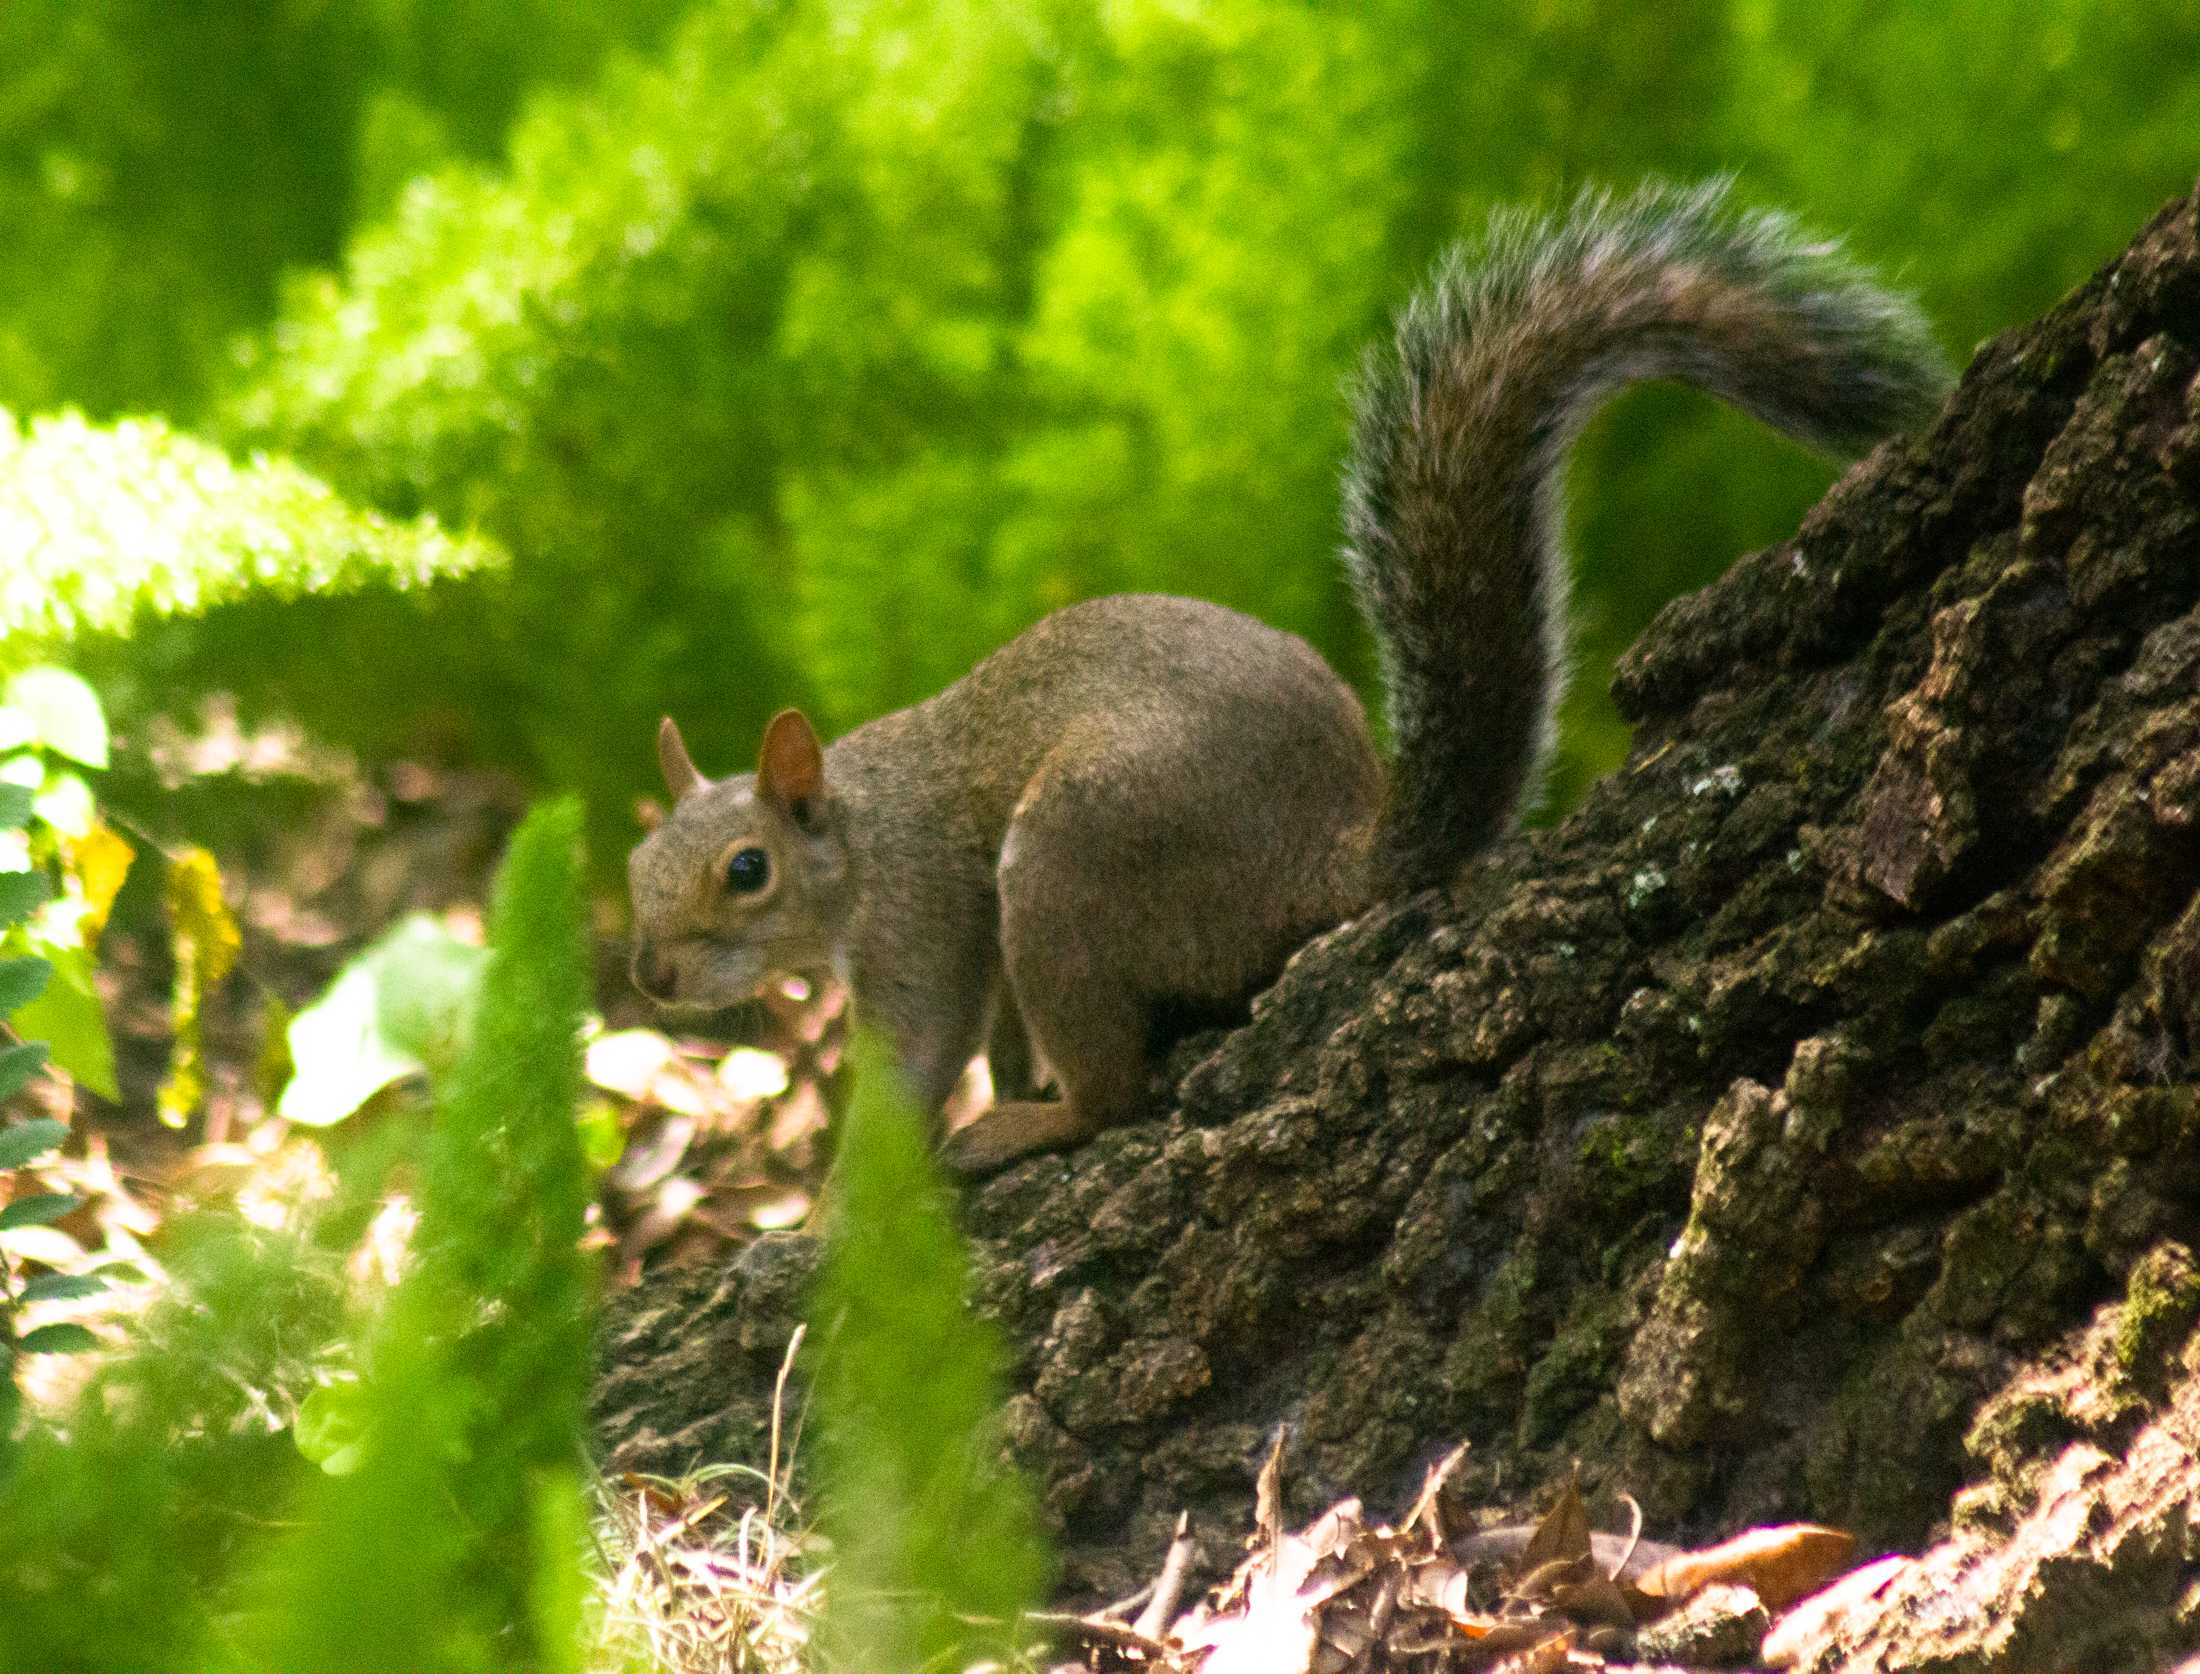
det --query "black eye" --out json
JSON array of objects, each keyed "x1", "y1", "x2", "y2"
[{"x1": 724, "y1": 846, "x2": 771, "y2": 894}]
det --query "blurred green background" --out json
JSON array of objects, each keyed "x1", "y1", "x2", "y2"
[{"x1": 6, "y1": 0, "x2": 2196, "y2": 863}]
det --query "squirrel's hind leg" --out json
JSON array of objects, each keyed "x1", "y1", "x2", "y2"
[
  {"x1": 939, "y1": 793, "x2": 1156, "y2": 1175},
  {"x1": 939, "y1": 956, "x2": 1146, "y2": 1173}
]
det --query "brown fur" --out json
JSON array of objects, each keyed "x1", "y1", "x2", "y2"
[{"x1": 629, "y1": 596, "x2": 1382, "y2": 1164}]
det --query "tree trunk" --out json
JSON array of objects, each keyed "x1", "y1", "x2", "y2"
[{"x1": 595, "y1": 181, "x2": 2200, "y2": 1663}]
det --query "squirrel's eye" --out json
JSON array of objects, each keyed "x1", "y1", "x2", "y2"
[{"x1": 724, "y1": 846, "x2": 771, "y2": 895}]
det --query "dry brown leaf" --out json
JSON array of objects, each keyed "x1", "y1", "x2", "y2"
[
  {"x1": 1542, "y1": 1569, "x2": 1635, "y2": 1629},
  {"x1": 1255, "y1": 1427, "x2": 1287, "y2": 1551},
  {"x1": 1177, "y1": 1523, "x2": 1325, "y2": 1674},
  {"x1": 1632, "y1": 1522, "x2": 1857, "y2": 1616},
  {"x1": 1517, "y1": 1468, "x2": 1593, "y2": 1573},
  {"x1": 1453, "y1": 1523, "x2": 1681, "y2": 1587},
  {"x1": 1402, "y1": 1440, "x2": 1471, "y2": 1538},
  {"x1": 1459, "y1": 1619, "x2": 1556, "y2": 1652},
  {"x1": 1399, "y1": 1555, "x2": 1469, "y2": 1615}
]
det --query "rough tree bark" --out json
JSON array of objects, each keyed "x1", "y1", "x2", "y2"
[{"x1": 596, "y1": 182, "x2": 2200, "y2": 1666}]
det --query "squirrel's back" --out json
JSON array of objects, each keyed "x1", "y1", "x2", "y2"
[{"x1": 837, "y1": 590, "x2": 1383, "y2": 890}]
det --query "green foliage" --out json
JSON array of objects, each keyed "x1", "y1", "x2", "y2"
[
  {"x1": 0, "y1": 667, "x2": 131, "y2": 1097},
  {"x1": 0, "y1": 0, "x2": 689, "y2": 420},
  {"x1": 0, "y1": 801, "x2": 595, "y2": 1673},
  {"x1": 292, "y1": 1375, "x2": 372, "y2": 1477},
  {"x1": 0, "y1": 407, "x2": 499, "y2": 654},
  {"x1": 0, "y1": 1218, "x2": 349, "y2": 1674},
  {"x1": 811, "y1": 1031, "x2": 1048, "y2": 1669},
  {"x1": 233, "y1": 798, "x2": 596, "y2": 1672},
  {"x1": 0, "y1": 0, "x2": 370, "y2": 420},
  {"x1": 0, "y1": 780, "x2": 85, "y2": 1484},
  {"x1": 0, "y1": 1119, "x2": 62, "y2": 1171},
  {"x1": 277, "y1": 913, "x2": 490, "y2": 1127}
]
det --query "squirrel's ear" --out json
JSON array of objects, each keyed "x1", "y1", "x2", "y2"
[
  {"x1": 657, "y1": 716, "x2": 706, "y2": 801},
  {"x1": 758, "y1": 709, "x2": 825, "y2": 811}
]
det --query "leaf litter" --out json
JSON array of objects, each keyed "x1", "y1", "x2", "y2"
[
  {"x1": 1036, "y1": 1434, "x2": 1862, "y2": 1674},
  {"x1": 586, "y1": 1409, "x2": 1881, "y2": 1674}
]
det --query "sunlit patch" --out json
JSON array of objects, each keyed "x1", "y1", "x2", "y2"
[{"x1": 718, "y1": 1046, "x2": 789, "y2": 1102}]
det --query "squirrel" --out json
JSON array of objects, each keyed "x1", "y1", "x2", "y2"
[{"x1": 627, "y1": 179, "x2": 1949, "y2": 1171}]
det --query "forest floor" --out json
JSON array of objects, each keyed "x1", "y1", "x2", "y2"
[
  {"x1": 24, "y1": 698, "x2": 2200, "y2": 1672},
  {"x1": 30, "y1": 699, "x2": 839, "y2": 1312}
]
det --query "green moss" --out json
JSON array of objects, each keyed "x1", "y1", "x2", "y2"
[
  {"x1": 1571, "y1": 1108, "x2": 1687, "y2": 1225},
  {"x1": 1521, "y1": 1287, "x2": 1637, "y2": 1446},
  {"x1": 2111, "y1": 1242, "x2": 2200, "y2": 1385}
]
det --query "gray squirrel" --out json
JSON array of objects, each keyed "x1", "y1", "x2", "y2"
[{"x1": 628, "y1": 179, "x2": 1949, "y2": 1170}]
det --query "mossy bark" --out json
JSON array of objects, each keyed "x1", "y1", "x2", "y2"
[{"x1": 595, "y1": 181, "x2": 2200, "y2": 1661}]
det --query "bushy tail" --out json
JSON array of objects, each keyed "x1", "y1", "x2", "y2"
[{"x1": 1342, "y1": 178, "x2": 1950, "y2": 892}]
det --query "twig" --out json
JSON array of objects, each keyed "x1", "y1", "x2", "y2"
[
  {"x1": 1024, "y1": 1610, "x2": 1180, "y2": 1659},
  {"x1": 1402, "y1": 1440, "x2": 1471, "y2": 1542},
  {"x1": 1607, "y1": 1493, "x2": 1644, "y2": 1584},
  {"x1": 1133, "y1": 1513, "x2": 1197, "y2": 1641},
  {"x1": 765, "y1": 1321, "x2": 805, "y2": 1532}
]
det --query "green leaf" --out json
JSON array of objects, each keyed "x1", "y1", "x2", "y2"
[
  {"x1": 0, "y1": 955, "x2": 49, "y2": 1016},
  {"x1": 8, "y1": 944, "x2": 117, "y2": 1100},
  {"x1": 15, "y1": 1322, "x2": 97, "y2": 1355},
  {"x1": 0, "y1": 869, "x2": 48, "y2": 928},
  {"x1": 813, "y1": 1030, "x2": 1049, "y2": 1667},
  {"x1": 18, "y1": 1272, "x2": 106, "y2": 1304},
  {"x1": 529, "y1": 1469, "x2": 590, "y2": 1674},
  {"x1": 0, "y1": 1117, "x2": 66, "y2": 1169},
  {"x1": 0, "y1": 411, "x2": 502, "y2": 651},
  {"x1": 373, "y1": 919, "x2": 489, "y2": 1070},
  {"x1": 278, "y1": 914, "x2": 488, "y2": 1126},
  {"x1": 294, "y1": 1378, "x2": 371, "y2": 1476},
  {"x1": 3, "y1": 669, "x2": 108, "y2": 768},
  {"x1": 32, "y1": 771, "x2": 94, "y2": 841},
  {"x1": 575, "y1": 1101, "x2": 625, "y2": 1172},
  {"x1": 0, "y1": 783, "x2": 30, "y2": 828},
  {"x1": 0, "y1": 1043, "x2": 49, "y2": 1101},
  {"x1": 0, "y1": 1193, "x2": 80, "y2": 1231}
]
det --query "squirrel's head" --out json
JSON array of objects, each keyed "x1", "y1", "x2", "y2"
[{"x1": 626, "y1": 710, "x2": 852, "y2": 1013}]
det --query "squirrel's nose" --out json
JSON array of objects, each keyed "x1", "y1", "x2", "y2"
[{"x1": 632, "y1": 942, "x2": 677, "y2": 1002}]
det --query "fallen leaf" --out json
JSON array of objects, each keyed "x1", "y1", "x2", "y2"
[
  {"x1": 1633, "y1": 1523, "x2": 1857, "y2": 1616},
  {"x1": 585, "y1": 1028, "x2": 678, "y2": 1099},
  {"x1": 718, "y1": 1045, "x2": 790, "y2": 1101},
  {"x1": 1516, "y1": 1467, "x2": 1593, "y2": 1573}
]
